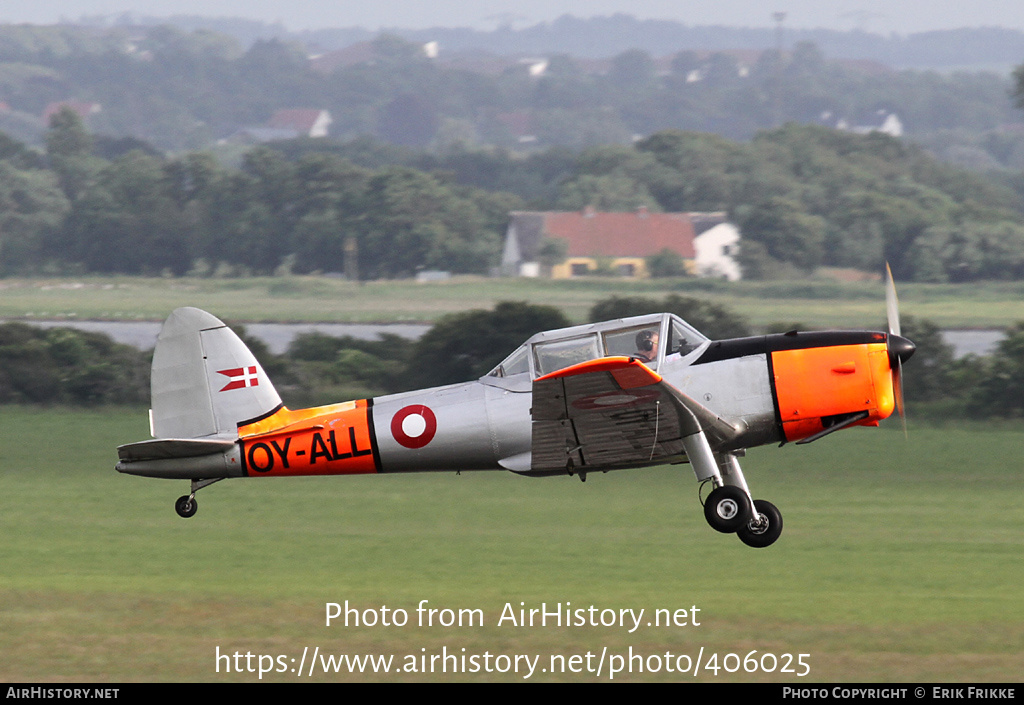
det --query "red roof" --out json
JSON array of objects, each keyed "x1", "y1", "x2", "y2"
[{"x1": 543, "y1": 210, "x2": 696, "y2": 258}]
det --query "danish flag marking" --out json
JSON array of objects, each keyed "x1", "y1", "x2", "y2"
[{"x1": 218, "y1": 366, "x2": 259, "y2": 392}]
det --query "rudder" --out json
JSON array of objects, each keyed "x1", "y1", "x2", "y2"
[{"x1": 150, "y1": 307, "x2": 282, "y2": 439}]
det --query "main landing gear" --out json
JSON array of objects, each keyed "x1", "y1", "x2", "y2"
[
  {"x1": 173, "y1": 478, "x2": 223, "y2": 518},
  {"x1": 175, "y1": 494, "x2": 198, "y2": 518},
  {"x1": 703, "y1": 483, "x2": 783, "y2": 548},
  {"x1": 684, "y1": 439, "x2": 783, "y2": 548}
]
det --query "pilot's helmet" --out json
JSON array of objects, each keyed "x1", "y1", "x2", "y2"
[{"x1": 635, "y1": 329, "x2": 657, "y2": 352}]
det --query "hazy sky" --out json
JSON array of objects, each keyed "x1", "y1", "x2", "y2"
[{"x1": 4, "y1": 1, "x2": 1024, "y2": 34}]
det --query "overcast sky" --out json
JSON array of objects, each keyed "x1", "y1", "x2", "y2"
[{"x1": 4, "y1": 1, "x2": 1024, "y2": 35}]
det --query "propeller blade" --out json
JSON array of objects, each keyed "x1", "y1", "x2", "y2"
[
  {"x1": 885, "y1": 262, "x2": 900, "y2": 337},
  {"x1": 884, "y1": 263, "x2": 911, "y2": 437},
  {"x1": 894, "y1": 357, "x2": 907, "y2": 439}
]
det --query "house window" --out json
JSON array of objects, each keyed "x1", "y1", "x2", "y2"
[
  {"x1": 722, "y1": 245, "x2": 732, "y2": 256},
  {"x1": 616, "y1": 263, "x2": 635, "y2": 276},
  {"x1": 571, "y1": 263, "x2": 590, "y2": 276}
]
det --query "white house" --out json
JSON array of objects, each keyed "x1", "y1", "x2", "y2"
[{"x1": 692, "y1": 215, "x2": 742, "y2": 281}]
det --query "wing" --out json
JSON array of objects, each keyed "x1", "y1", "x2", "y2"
[{"x1": 530, "y1": 357, "x2": 743, "y2": 472}]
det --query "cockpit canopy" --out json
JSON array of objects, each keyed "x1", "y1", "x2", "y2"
[{"x1": 486, "y1": 313, "x2": 708, "y2": 381}]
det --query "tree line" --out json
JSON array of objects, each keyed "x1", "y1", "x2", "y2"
[
  {"x1": 4, "y1": 298, "x2": 1024, "y2": 421},
  {"x1": 5, "y1": 111, "x2": 1024, "y2": 283},
  {"x1": 3, "y1": 108, "x2": 516, "y2": 278}
]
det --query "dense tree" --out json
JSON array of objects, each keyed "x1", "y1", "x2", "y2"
[
  {"x1": 634, "y1": 130, "x2": 740, "y2": 211},
  {"x1": 285, "y1": 331, "x2": 411, "y2": 401},
  {"x1": 607, "y1": 49, "x2": 656, "y2": 89},
  {"x1": 968, "y1": 323, "x2": 1024, "y2": 417},
  {"x1": 0, "y1": 162, "x2": 69, "y2": 274},
  {"x1": 357, "y1": 166, "x2": 500, "y2": 278},
  {"x1": 670, "y1": 50, "x2": 701, "y2": 77},
  {"x1": 556, "y1": 173, "x2": 658, "y2": 211},
  {"x1": 908, "y1": 222, "x2": 1024, "y2": 282},
  {"x1": 45, "y1": 107, "x2": 102, "y2": 202},
  {"x1": 645, "y1": 248, "x2": 689, "y2": 278},
  {"x1": 378, "y1": 93, "x2": 440, "y2": 148},
  {"x1": 45, "y1": 107, "x2": 92, "y2": 159},
  {"x1": 1006, "y1": 62, "x2": 1024, "y2": 116},
  {"x1": 0, "y1": 323, "x2": 149, "y2": 404},
  {"x1": 0, "y1": 131, "x2": 44, "y2": 169},
  {"x1": 897, "y1": 316, "x2": 958, "y2": 404},
  {"x1": 735, "y1": 197, "x2": 827, "y2": 274},
  {"x1": 57, "y1": 151, "x2": 191, "y2": 274}
]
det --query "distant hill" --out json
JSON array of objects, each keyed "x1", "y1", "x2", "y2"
[{"x1": 79, "y1": 13, "x2": 1024, "y2": 71}]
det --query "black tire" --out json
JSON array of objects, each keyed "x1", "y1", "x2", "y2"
[
  {"x1": 703, "y1": 485, "x2": 751, "y2": 533},
  {"x1": 175, "y1": 495, "x2": 198, "y2": 518},
  {"x1": 737, "y1": 500, "x2": 783, "y2": 548}
]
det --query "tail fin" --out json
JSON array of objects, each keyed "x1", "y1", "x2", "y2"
[{"x1": 150, "y1": 307, "x2": 282, "y2": 439}]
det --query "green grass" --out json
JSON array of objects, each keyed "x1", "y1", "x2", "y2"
[
  {"x1": 2, "y1": 274, "x2": 1024, "y2": 329},
  {"x1": 1, "y1": 407, "x2": 1023, "y2": 681}
]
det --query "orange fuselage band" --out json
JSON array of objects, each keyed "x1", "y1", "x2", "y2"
[
  {"x1": 772, "y1": 343, "x2": 894, "y2": 443},
  {"x1": 238, "y1": 399, "x2": 379, "y2": 477}
]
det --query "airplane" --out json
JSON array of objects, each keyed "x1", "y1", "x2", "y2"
[{"x1": 116, "y1": 274, "x2": 914, "y2": 548}]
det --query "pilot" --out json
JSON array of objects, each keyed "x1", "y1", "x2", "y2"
[{"x1": 633, "y1": 329, "x2": 659, "y2": 365}]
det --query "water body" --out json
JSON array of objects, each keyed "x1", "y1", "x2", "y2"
[
  {"x1": 940, "y1": 330, "x2": 1003, "y2": 358},
  {"x1": 7, "y1": 320, "x2": 1005, "y2": 359},
  {"x1": 13, "y1": 321, "x2": 431, "y2": 355}
]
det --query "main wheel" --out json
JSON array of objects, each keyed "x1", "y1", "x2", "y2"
[
  {"x1": 703, "y1": 485, "x2": 751, "y2": 533},
  {"x1": 737, "y1": 499, "x2": 783, "y2": 548},
  {"x1": 175, "y1": 495, "x2": 198, "y2": 518}
]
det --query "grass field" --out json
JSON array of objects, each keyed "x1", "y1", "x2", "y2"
[
  {"x1": 2, "y1": 274, "x2": 1024, "y2": 329},
  {"x1": 1, "y1": 407, "x2": 1022, "y2": 682}
]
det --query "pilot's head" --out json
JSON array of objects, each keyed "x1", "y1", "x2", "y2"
[{"x1": 636, "y1": 329, "x2": 659, "y2": 353}]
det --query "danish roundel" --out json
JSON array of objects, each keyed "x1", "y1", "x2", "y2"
[
  {"x1": 391, "y1": 404, "x2": 437, "y2": 449},
  {"x1": 571, "y1": 388, "x2": 661, "y2": 411}
]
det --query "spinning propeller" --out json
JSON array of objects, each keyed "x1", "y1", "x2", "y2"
[{"x1": 885, "y1": 263, "x2": 916, "y2": 435}]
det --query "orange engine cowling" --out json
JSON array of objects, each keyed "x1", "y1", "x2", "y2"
[{"x1": 772, "y1": 341, "x2": 896, "y2": 443}]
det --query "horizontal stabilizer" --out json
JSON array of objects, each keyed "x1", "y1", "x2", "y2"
[{"x1": 117, "y1": 437, "x2": 236, "y2": 462}]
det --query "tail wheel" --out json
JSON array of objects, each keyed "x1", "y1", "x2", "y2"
[
  {"x1": 703, "y1": 485, "x2": 751, "y2": 533},
  {"x1": 737, "y1": 499, "x2": 783, "y2": 548},
  {"x1": 175, "y1": 495, "x2": 198, "y2": 518}
]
